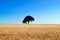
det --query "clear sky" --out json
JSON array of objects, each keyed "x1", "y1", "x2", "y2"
[{"x1": 0, "y1": 0, "x2": 60, "y2": 24}]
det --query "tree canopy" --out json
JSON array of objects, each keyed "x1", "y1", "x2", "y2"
[{"x1": 22, "y1": 15, "x2": 35, "y2": 24}]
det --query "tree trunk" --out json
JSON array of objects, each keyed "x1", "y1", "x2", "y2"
[{"x1": 28, "y1": 22, "x2": 29, "y2": 25}]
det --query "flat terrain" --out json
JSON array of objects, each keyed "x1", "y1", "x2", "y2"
[{"x1": 0, "y1": 24, "x2": 60, "y2": 40}]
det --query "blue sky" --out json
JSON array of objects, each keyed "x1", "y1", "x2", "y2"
[{"x1": 0, "y1": 0, "x2": 60, "y2": 24}]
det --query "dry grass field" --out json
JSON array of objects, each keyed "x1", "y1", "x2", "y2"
[{"x1": 0, "y1": 24, "x2": 60, "y2": 40}]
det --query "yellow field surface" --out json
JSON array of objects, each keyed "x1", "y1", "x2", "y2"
[{"x1": 0, "y1": 24, "x2": 60, "y2": 40}]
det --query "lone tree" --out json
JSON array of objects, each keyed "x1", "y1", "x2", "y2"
[{"x1": 22, "y1": 15, "x2": 35, "y2": 24}]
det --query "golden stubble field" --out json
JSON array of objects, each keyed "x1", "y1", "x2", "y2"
[{"x1": 0, "y1": 24, "x2": 60, "y2": 40}]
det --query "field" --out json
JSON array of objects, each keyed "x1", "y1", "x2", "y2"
[{"x1": 0, "y1": 24, "x2": 60, "y2": 40}]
